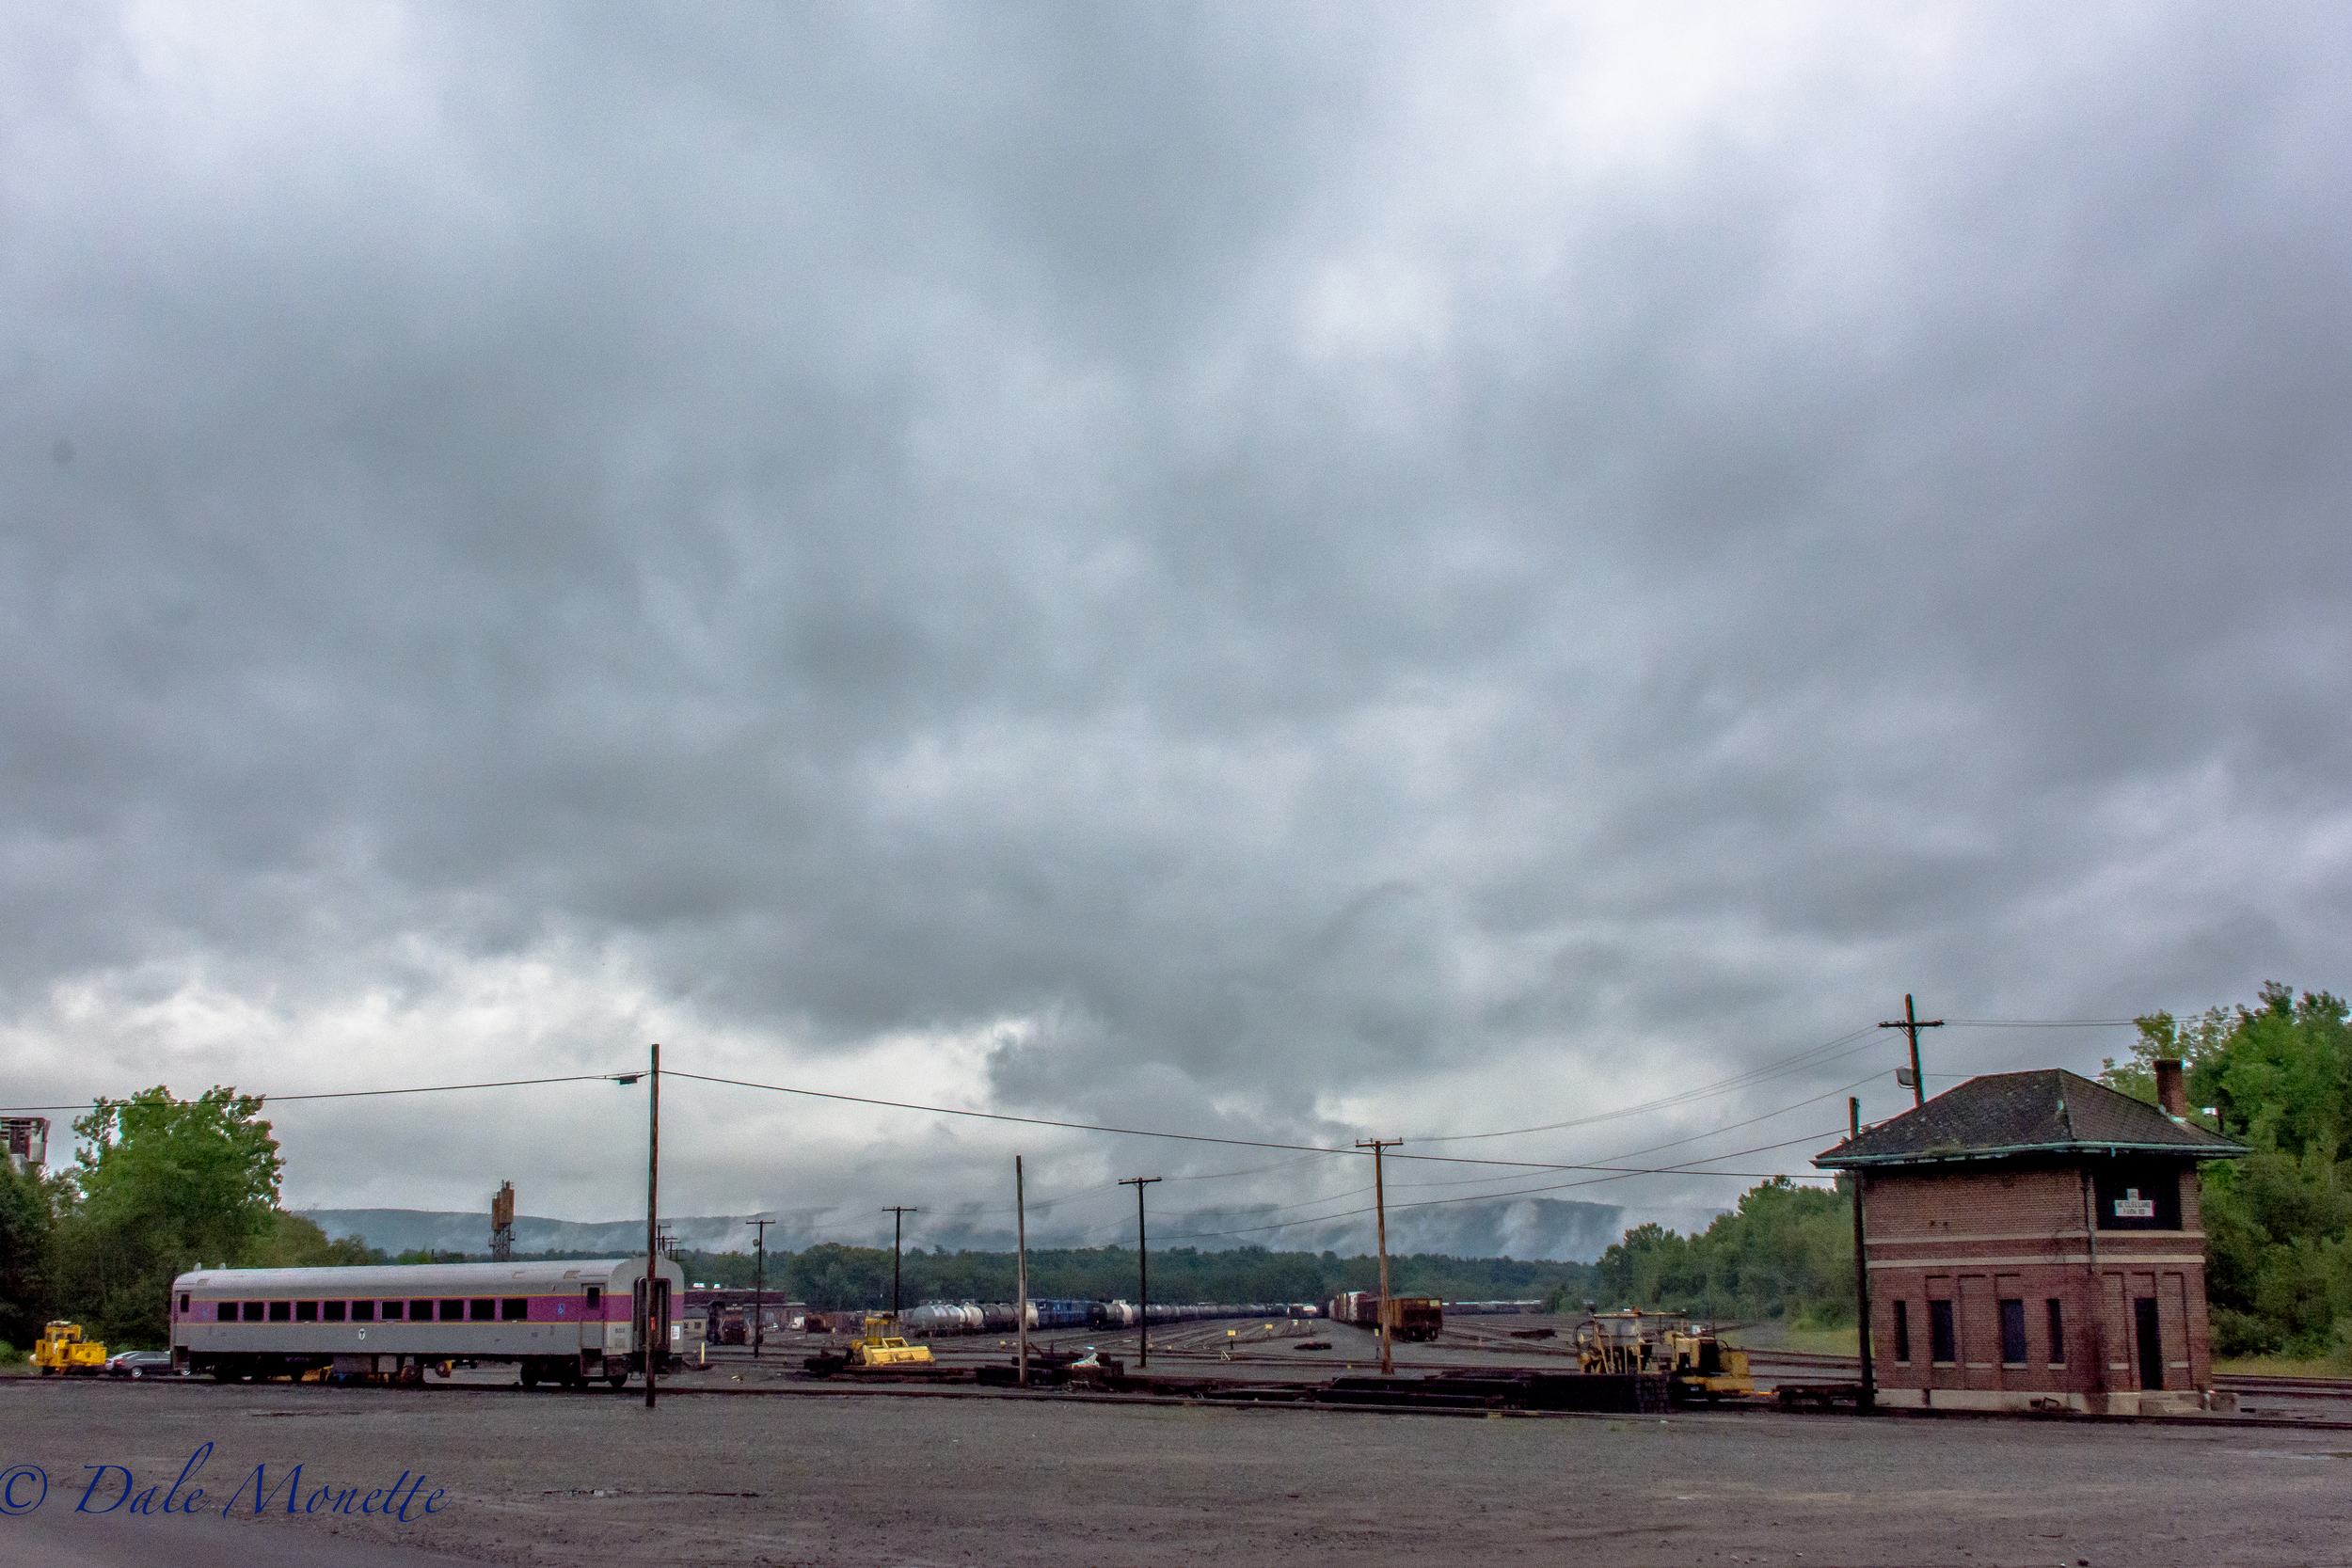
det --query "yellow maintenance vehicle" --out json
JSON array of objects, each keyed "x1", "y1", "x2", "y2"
[
  {"x1": 803, "y1": 1315, "x2": 938, "y2": 1376},
  {"x1": 1574, "y1": 1308, "x2": 1752, "y2": 1402},
  {"x1": 32, "y1": 1321, "x2": 109, "y2": 1376}
]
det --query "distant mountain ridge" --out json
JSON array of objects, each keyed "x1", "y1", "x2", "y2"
[{"x1": 301, "y1": 1196, "x2": 1631, "y2": 1262}]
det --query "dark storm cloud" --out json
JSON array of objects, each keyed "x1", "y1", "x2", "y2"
[{"x1": 4, "y1": 3, "x2": 2349, "y2": 1228}]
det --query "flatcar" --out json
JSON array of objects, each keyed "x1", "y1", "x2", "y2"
[{"x1": 169, "y1": 1256, "x2": 687, "y2": 1387}]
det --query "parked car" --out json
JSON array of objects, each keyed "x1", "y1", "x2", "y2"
[{"x1": 106, "y1": 1350, "x2": 180, "y2": 1379}]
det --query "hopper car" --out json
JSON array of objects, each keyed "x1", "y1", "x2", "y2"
[{"x1": 168, "y1": 1256, "x2": 688, "y2": 1387}]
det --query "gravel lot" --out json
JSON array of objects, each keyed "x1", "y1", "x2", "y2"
[{"x1": 4, "y1": 1375, "x2": 2348, "y2": 1567}]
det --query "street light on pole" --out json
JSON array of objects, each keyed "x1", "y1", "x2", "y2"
[{"x1": 612, "y1": 1046, "x2": 661, "y2": 1409}]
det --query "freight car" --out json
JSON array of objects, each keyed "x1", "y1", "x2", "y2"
[
  {"x1": 168, "y1": 1257, "x2": 688, "y2": 1387},
  {"x1": 1325, "y1": 1291, "x2": 1444, "y2": 1342}
]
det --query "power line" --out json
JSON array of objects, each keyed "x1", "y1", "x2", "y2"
[
  {"x1": 0, "y1": 1071, "x2": 624, "y2": 1115},
  {"x1": 1151, "y1": 1129, "x2": 1840, "y2": 1243},
  {"x1": 1943, "y1": 1018, "x2": 2141, "y2": 1028},
  {"x1": 1410, "y1": 1026, "x2": 1883, "y2": 1143}
]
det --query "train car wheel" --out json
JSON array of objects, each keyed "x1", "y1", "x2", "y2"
[{"x1": 606, "y1": 1370, "x2": 629, "y2": 1388}]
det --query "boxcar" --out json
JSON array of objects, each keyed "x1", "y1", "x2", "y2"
[{"x1": 169, "y1": 1256, "x2": 688, "y2": 1387}]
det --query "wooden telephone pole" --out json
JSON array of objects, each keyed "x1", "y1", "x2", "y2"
[
  {"x1": 1015, "y1": 1155, "x2": 1029, "y2": 1387},
  {"x1": 745, "y1": 1216, "x2": 774, "y2": 1358},
  {"x1": 1880, "y1": 993, "x2": 1945, "y2": 1107},
  {"x1": 1120, "y1": 1177, "x2": 1162, "y2": 1369},
  {"x1": 881, "y1": 1207, "x2": 918, "y2": 1322},
  {"x1": 1357, "y1": 1138, "x2": 1400, "y2": 1375},
  {"x1": 1848, "y1": 1097, "x2": 1873, "y2": 1411}
]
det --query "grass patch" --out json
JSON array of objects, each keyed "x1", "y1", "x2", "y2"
[
  {"x1": 2215, "y1": 1354, "x2": 2347, "y2": 1378},
  {"x1": 1726, "y1": 1321, "x2": 1858, "y2": 1358}
]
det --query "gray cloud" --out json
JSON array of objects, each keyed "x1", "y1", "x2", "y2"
[{"x1": 3, "y1": 3, "x2": 2349, "y2": 1240}]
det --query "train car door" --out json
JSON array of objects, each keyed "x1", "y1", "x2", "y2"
[{"x1": 580, "y1": 1282, "x2": 604, "y2": 1354}]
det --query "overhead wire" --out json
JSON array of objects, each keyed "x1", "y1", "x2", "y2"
[{"x1": 1409, "y1": 1025, "x2": 1883, "y2": 1143}]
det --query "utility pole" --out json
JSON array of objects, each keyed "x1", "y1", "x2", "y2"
[
  {"x1": 745, "y1": 1217, "x2": 773, "y2": 1359},
  {"x1": 646, "y1": 1042, "x2": 660, "y2": 1410},
  {"x1": 1849, "y1": 1098, "x2": 1873, "y2": 1412},
  {"x1": 1015, "y1": 1155, "x2": 1029, "y2": 1388},
  {"x1": 881, "y1": 1207, "x2": 918, "y2": 1322},
  {"x1": 1358, "y1": 1138, "x2": 1400, "y2": 1376},
  {"x1": 1120, "y1": 1177, "x2": 1161, "y2": 1370},
  {"x1": 1879, "y1": 993, "x2": 1946, "y2": 1108}
]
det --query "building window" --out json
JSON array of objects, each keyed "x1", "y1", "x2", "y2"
[
  {"x1": 1893, "y1": 1300, "x2": 1911, "y2": 1363},
  {"x1": 1998, "y1": 1299, "x2": 2027, "y2": 1366},
  {"x1": 324, "y1": 1300, "x2": 346, "y2": 1323},
  {"x1": 294, "y1": 1300, "x2": 318, "y2": 1323},
  {"x1": 439, "y1": 1299, "x2": 465, "y2": 1322},
  {"x1": 501, "y1": 1297, "x2": 529, "y2": 1322},
  {"x1": 353, "y1": 1300, "x2": 375, "y2": 1323},
  {"x1": 470, "y1": 1298, "x2": 496, "y2": 1323},
  {"x1": 2045, "y1": 1299, "x2": 2065, "y2": 1366},
  {"x1": 1928, "y1": 1299, "x2": 1957, "y2": 1365},
  {"x1": 244, "y1": 1301, "x2": 265, "y2": 1323}
]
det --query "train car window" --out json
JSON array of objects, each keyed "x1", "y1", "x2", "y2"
[
  {"x1": 324, "y1": 1300, "x2": 346, "y2": 1323},
  {"x1": 414, "y1": 1300, "x2": 437, "y2": 1320},
  {"x1": 179, "y1": 1293, "x2": 190, "y2": 1314},
  {"x1": 294, "y1": 1300, "x2": 318, "y2": 1322},
  {"x1": 585, "y1": 1286, "x2": 601, "y2": 1310},
  {"x1": 501, "y1": 1297, "x2": 528, "y2": 1321},
  {"x1": 353, "y1": 1300, "x2": 375, "y2": 1323},
  {"x1": 469, "y1": 1298, "x2": 496, "y2": 1322},
  {"x1": 269, "y1": 1301, "x2": 292, "y2": 1323},
  {"x1": 244, "y1": 1301, "x2": 265, "y2": 1323},
  {"x1": 439, "y1": 1299, "x2": 465, "y2": 1321}
]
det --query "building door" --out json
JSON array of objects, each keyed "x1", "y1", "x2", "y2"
[{"x1": 2134, "y1": 1296, "x2": 2163, "y2": 1391}]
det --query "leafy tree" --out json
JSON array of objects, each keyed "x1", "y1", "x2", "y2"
[
  {"x1": 248, "y1": 1211, "x2": 383, "y2": 1268},
  {"x1": 0, "y1": 1160, "x2": 60, "y2": 1348},
  {"x1": 51, "y1": 1086, "x2": 282, "y2": 1347},
  {"x1": 1585, "y1": 1177, "x2": 1853, "y2": 1326},
  {"x1": 2104, "y1": 984, "x2": 2352, "y2": 1358}
]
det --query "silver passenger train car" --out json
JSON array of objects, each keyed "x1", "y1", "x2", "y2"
[{"x1": 169, "y1": 1256, "x2": 688, "y2": 1386}]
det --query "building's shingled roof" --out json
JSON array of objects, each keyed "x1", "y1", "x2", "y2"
[{"x1": 1812, "y1": 1069, "x2": 2246, "y2": 1169}]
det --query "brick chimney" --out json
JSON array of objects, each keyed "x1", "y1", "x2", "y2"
[{"x1": 2154, "y1": 1058, "x2": 2187, "y2": 1118}]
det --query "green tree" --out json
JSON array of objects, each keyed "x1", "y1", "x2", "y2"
[
  {"x1": 52, "y1": 1086, "x2": 283, "y2": 1347},
  {"x1": 1587, "y1": 1178, "x2": 1853, "y2": 1326},
  {"x1": 248, "y1": 1211, "x2": 383, "y2": 1269},
  {"x1": 2103, "y1": 984, "x2": 2352, "y2": 1357},
  {"x1": 0, "y1": 1160, "x2": 59, "y2": 1348}
]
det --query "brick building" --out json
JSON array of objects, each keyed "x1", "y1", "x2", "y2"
[{"x1": 1813, "y1": 1064, "x2": 2243, "y2": 1415}]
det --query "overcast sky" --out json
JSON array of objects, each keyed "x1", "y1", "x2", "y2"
[{"x1": 3, "y1": 3, "x2": 2347, "y2": 1258}]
